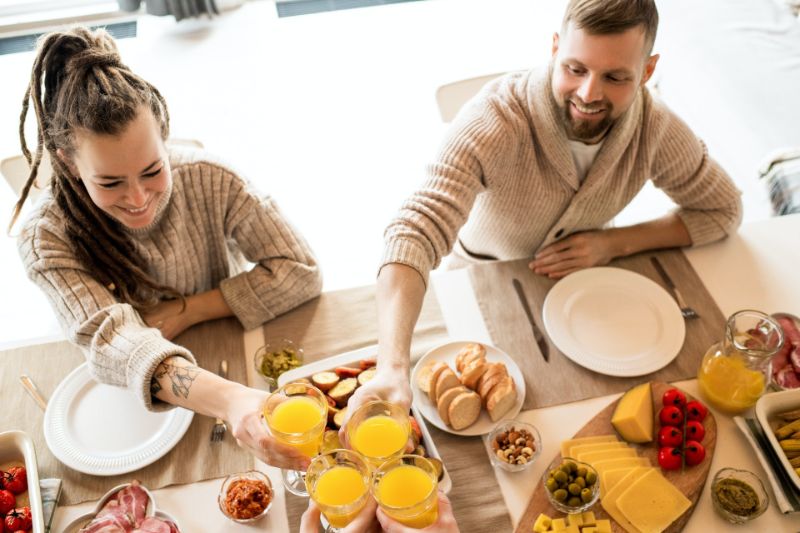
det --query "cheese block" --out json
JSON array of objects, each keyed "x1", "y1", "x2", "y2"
[
  {"x1": 569, "y1": 441, "x2": 631, "y2": 459},
  {"x1": 611, "y1": 382, "x2": 654, "y2": 443},
  {"x1": 559, "y1": 435, "x2": 618, "y2": 458},
  {"x1": 616, "y1": 469, "x2": 692, "y2": 533},
  {"x1": 576, "y1": 448, "x2": 637, "y2": 464},
  {"x1": 600, "y1": 466, "x2": 654, "y2": 533}
]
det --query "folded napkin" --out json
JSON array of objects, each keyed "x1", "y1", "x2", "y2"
[{"x1": 734, "y1": 416, "x2": 800, "y2": 513}]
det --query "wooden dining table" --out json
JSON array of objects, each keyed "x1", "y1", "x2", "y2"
[{"x1": 48, "y1": 213, "x2": 800, "y2": 532}]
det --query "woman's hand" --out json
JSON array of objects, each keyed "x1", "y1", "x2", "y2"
[
  {"x1": 339, "y1": 367, "x2": 412, "y2": 445},
  {"x1": 226, "y1": 387, "x2": 310, "y2": 471},
  {"x1": 529, "y1": 230, "x2": 617, "y2": 279},
  {"x1": 377, "y1": 492, "x2": 460, "y2": 532},
  {"x1": 300, "y1": 499, "x2": 381, "y2": 533},
  {"x1": 141, "y1": 298, "x2": 195, "y2": 340}
]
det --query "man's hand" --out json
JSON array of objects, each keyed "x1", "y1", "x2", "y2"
[
  {"x1": 141, "y1": 298, "x2": 194, "y2": 340},
  {"x1": 377, "y1": 492, "x2": 460, "y2": 532},
  {"x1": 339, "y1": 367, "x2": 412, "y2": 445},
  {"x1": 300, "y1": 498, "x2": 380, "y2": 533},
  {"x1": 226, "y1": 387, "x2": 310, "y2": 471},
  {"x1": 529, "y1": 230, "x2": 616, "y2": 279}
]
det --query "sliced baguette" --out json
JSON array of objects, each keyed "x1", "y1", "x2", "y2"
[
  {"x1": 415, "y1": 361, "x2": 436, "y2": 395},
  {"x1": 432, "y1": 367, "x2": 460, "y2": 404},
  {"x1": 455, "y1": 343, "x2": 486, "y2": 372},
  {"x1": 448, "y1": 391, "x2": 482, "y2": 430},
  {"x1": 437, "y1": 386, "x2": 468, "y2": 427},
  {"x1": 459, "y1": 360, "x2": 488, "y2": 390},
  {"x1": 425, "y1": 362, "x2": 449, "y2": 401},
  {"x1": 486, "y1": 376, "x2": 517, "y2": 422},
  {"x1": 476, "y1": 363, "x2": 507, "y2": 394}
]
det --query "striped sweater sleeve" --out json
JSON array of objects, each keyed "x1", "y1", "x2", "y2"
[
  {"x1": 17, "y1": 212, "x2": 195, "y2": 412},
  {"x1": 218, "y1": 172, "x2": 323, "y2": 330}
]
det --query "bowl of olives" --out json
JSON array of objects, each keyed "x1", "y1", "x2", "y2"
[{"x1": 543, "y1": 457, "x2": 599, "y2": 514}]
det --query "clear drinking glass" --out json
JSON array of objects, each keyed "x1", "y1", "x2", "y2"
[
  {"x1": 346, "y1": 400, "x2": 410, "y2": 469},
  {"x1": 372, "y1": 454, "x2": 439, "y2": 529},
  {"x1": 697, "y1": 310, "x2": 784, "y2": 414},
  {"x1": 306, "y1": 449, "x2": 371, "y2": 532},
  {"x1": 262, "y1": 381, "x2": 328, "y2": 496}
]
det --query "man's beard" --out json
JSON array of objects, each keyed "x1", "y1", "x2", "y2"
[{"x1": 560, "y1": 98, "x2": 614, "y2": 143}]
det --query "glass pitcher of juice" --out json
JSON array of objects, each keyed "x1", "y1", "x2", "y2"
[{"x1": 697, "y1": 310, "x2": 784, "y2": 414}]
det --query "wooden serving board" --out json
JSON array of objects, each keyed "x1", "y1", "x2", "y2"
[{"x1": 515, "y1": 382, "x2": 717, "y2": 533}]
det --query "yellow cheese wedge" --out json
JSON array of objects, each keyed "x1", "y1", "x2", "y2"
[
  {"x1": 560, "y1": 435, "x2": 618, "y2": 458},
  {"x1": 600, "y1": 466, "x2": 654, "y2": 533},
  {"x1": 611, "y1": 382, "x2": 654, "y2": 443},
  {"x1": 577, "y1": 448, "x2": 638, "y2": 464},
  {"x1": 568, "y1": 441, "x2": 631, "y2": 459},
  {"x1": 616, "y1": 469, "x2": 692, "y2": 533},
  {"x1": 592, "y1": 456, "x2": 651, "y2": 475}
]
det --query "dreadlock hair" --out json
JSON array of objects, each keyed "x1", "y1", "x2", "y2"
[{"x1": 10, "y1": 26, "x2": 183, "y2": 310}]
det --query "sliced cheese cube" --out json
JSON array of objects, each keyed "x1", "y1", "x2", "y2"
[
  {"x1": 580, "y1": 511, "x2": 596, "y2": 526},
  {"x1": 567, "y1": 513, "x2": 583, "y2": 527},
  {"x1": 551, "y1": 518, "x2": 567, "y2": 531},
  {"x1": 532, "y1": 513, "x2": 551, "y2": 532},
  {"x1": 577, "y1": 448, "x2": 638, "y2": 464},
  {"x1": 594, "y1": 519, "x2": 612, "y2": 533},
  {"x1": 560, "y1": 435, "x2": 618, "y2": 458},
  {"x1": 600, "y1": 466, "x2": 654, "y2": 533},
  {"x1": 581, "y1": 528, "x2": 597, "y2": 533},
  {"x1": 564, "y1": 525, "x2": 579, "y2": 533},
  {"x1": 611, "y1": 382, "x2": 654, "y2": 443},
  {"x1": 569, "y1": 441, "x2": 631, "y2": 459},
  {"x1": 616, "y1": 469, "x2": 691, "y2": 533}
]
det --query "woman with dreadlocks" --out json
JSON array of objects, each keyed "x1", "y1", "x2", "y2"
[{"x1": 12, "y1": 27, "x2": 322, "y2": 470}]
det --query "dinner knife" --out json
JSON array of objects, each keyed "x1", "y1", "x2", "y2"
[{"x1": 511, "y1": 278, "x2": 549, "y2": 362}]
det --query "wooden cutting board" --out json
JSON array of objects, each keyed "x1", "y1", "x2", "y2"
[{"x1": 515, "y1": 382, "x2": 716, "y2": 533}]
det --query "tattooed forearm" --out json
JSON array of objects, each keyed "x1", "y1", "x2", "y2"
[{"x1": 151, "y1": 361, "x2": 200, "y2": 399}]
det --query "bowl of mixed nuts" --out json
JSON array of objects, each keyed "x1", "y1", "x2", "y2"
[
  {"x1": 254, "y1": 339, "x2": 303, "y2": 391},
  {"x1": 484, "y1": 420, "x2": 541, "y2": 473}
]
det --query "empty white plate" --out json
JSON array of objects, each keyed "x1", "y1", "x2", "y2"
[
  {"x1": 44, "y1": 363, "x2": 193, "y2": 476},
  {"x1": 542, "y1": 267, "x2": 685, "y2": 377}
]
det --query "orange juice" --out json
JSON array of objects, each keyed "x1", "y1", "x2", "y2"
[
  {"x1": 267, "y1": 396, "x2": 326, "y2": 457},
  {"x1": 377, "y1": 465, "x2": 438, "y2": 528},
  {"x1": 351, "y1": 415, "x2": 408, "y2": 461},
  {"x1": 698, "y1": 354, "x2": 765, "y2": 414},
  {"x1": 313, "y1": 466, "x2": 368, "y2": 527}
]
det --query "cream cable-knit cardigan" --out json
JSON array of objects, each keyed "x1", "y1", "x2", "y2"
[
  {"x1": 382, "y1": 67, "x2": 743, "y2": 282},
  {"x1": 18, "y1": 146, "x2": 322, "y2": 411}
]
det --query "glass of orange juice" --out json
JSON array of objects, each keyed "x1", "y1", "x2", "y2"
[
  {"x1": 306, "y1": 449, "x2": 371, "y2": 532},
  {"x1": 346, "y1": 400, "x2": 410, "y2": 469},
  {"x1": 263, "y1": 381, "x2": 328, "y2": 496},
  {"x1": 372, "y1": 454, "x2": 439, "y2": 528}
]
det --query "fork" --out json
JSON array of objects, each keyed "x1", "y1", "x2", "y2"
[
  {"x1": 210, "y1": 360, "x2": 229, "y2": 443},
  {"x1": 650, "y1": 257, "x2": 700, "y2": 319}
]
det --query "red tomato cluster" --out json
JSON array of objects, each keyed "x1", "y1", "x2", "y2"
[
  {"x1": 0, "y1": 467, "x2": 32, "y2": 532},
  {"x1": 656, "y1": 389, "x2": 708, "y2": 471}
]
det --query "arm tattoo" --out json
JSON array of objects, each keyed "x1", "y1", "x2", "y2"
[{"x1": 151, "y1": 361, "x2": 200, "y2": 399}]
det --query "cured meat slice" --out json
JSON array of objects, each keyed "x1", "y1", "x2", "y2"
[{"x1": 132, "y1": 517, "x2": 171, "y2": 533}]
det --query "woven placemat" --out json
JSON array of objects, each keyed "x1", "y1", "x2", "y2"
[
  {"x1": 0, "y1": 317, "x2": 251, "y2": 505},
  {"x1": 468, "y1": 249, "x2": 726, "y2": 410},
  {"x1": 268, "y1": 285, "x2": 512, "y2": 533}
]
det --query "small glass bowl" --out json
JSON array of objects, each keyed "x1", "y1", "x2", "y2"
[
  {"x1": 710, "y1": 467, "x2": 769, "y2": 524},
  {"x1": 543, "y1": 457, "x2": 600, "y2": 514},
  {"x1": 254, "y1": 339, "x2": 304, "y2": 391},
  {"x1": 218, "y1": 470, "x2": 273, "y2": 524},
  {"x1": 484, "y1": 420, "x2": 542, "y2": 473}
]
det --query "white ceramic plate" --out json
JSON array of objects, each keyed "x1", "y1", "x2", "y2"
[
  {"x1": 542, "y1": 267, "x2": 685, "y2": 377},
  {"x1": 755, "y1": 388, "x2": 800, "y2": 491},
  {"x1": 0, "y1": 431, "x2": 45, "y2": 533},
  {"x1": 411, "y1": 341, "x2": 526, "y2": 437},
  {"x1": 279, "y1": 345, "x2": 452, "y2": 494},
  {"x1": 43, "y1": 363, "x2": 194, "y2": 476}
]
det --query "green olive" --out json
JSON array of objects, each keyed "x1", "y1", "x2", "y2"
[
  {"x1": 568, "y1": 483, "x2": 581, "y2": 496},
  {"x1": 575, "y1": 476, "x2": 586, "y2": 489},
  {"x1": 545, "y1": 478, "x2": 558, "y2": 492},
  {"x1": 553, "y1": 470, "x2": 568, "y2": 484},
  {"x1": 585, "y1": 471, "x2": 597, "y2": 485},
  {"x1": 567, "y1": 496, "x2": 582, "y2": 507},
  {"x1": 581, "y1": 488, "x2": 593, "y2": 503},
  {"x1": 576, "y1": 466, "x2": 587, "y2": 478},
  {"x1": 553, "y1": 489, "x2": 568, "y2": 502},
  {"x1": 564, "y1": 461, "x2": 577, "y2": 473}
]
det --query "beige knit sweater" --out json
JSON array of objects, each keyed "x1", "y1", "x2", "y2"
[
  {"x1": 18, "y1": 146, "x2": 322, "y2": 410},
  {"x1": 382, "y1": 67, "x2": 743, "y2": 282}
]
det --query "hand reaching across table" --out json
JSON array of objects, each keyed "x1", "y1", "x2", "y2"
[
  {"x1": 376, "y1": 492, "x2": 460, "y2": 533},
  {"x1": 300, "y1": 498, "x2": 381, "y2": 533}
]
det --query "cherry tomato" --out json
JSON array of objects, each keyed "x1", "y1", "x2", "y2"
[
  {"x1": 658, "y1": 447, "x2": 683, "y2": 470},
  {"x1": 685, "y1": 420, "x2": 705, "y2": 442},
  {"x1": 686, "y1": 400, "x2": 708, "y2": 422},
  {"x1": 659, "y1": 405, "x2": 684, "y2": 427},
  {"x1": 0, "y1": 489, "x2": 15, "y2": 515},
  {"x1": 662, "y1": 388, "x2": 687, "y2": 409},
  {"x1": 2, "y1": 467, "x2": 27, "y2": 495},
  {"x1": 684, "y1": 440, "x2": 706, "y2": 466},
  {"x1": 4, "y1": 507, "x2": 32, "y2": 532},
  {"x1": 658, "y1": 426, "x2": 683, "y2": 448}
]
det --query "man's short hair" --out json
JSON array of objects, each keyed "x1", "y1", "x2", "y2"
[{"x1": 562, "y1": 0, "x2": 659, "y2": 56}]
